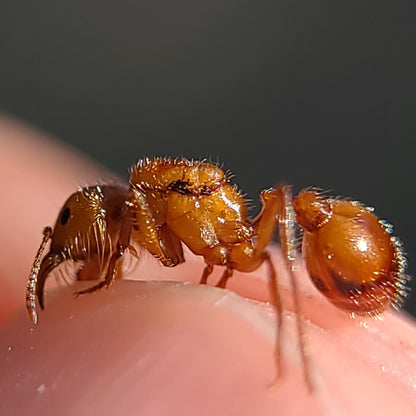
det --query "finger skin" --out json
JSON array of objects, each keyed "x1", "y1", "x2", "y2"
[
  {"x1": 1, "y1": 115, "x2": 416, "y2": 415},
  {"x1": 2, "y1": 271, "x2": 416, "y2": 416}
]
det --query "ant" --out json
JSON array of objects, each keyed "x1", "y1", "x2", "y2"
[{"x1": 26, "y1": 157, "x2": 408, "y2": 389}]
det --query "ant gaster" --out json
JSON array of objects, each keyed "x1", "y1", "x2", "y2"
[{"x1": 26, "y1": 158, "x2": 408, "y2": 388}]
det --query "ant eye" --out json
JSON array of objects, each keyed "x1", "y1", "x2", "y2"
[{"x1": 60, "y1": 208, "x2": 70, "y2": 225}]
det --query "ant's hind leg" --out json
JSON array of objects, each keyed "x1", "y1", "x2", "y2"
[
  {"x1": 247, "y1": 185, "x2": 311, "y2": 387},
  {"x1": 263, "y1": 252, "x2": 283, "y2": 381},
  {"x1": 274, "y1": 185, "x2": 313, "y2": 391}
]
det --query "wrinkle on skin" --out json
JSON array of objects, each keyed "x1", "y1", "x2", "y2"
[{"x1": 1, "y1": 115, "x2": 416, "y2": 415}]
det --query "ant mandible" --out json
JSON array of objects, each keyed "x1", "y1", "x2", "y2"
[{"x1": 26, "y1": 157, "x2": 408, "y2": 388}]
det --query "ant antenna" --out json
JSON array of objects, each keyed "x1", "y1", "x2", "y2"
[{"x1": 26, "y1": 226, "x2": 52, "y2": 324}]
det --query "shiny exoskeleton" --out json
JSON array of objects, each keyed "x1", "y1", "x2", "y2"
[{"x1": 26, "y1": 157, "x2": 408, "y2": 388}]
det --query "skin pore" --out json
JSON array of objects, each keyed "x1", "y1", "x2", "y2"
[{"x1": 1, "y1": 115, "x2": 416, "y2": 415}]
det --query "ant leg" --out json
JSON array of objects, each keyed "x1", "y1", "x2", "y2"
[
  {"x1": 74, "y1": 246, "x2": 125, "y2": 296},
  {"x1": 263, "y1": 252, "x2": 283, "y2": 381},
  {"x1": 77, "y1": 254, "x2": 103, "y2": 281},
  {"x1": 199, "y1": 264, "x2": 214, "y2": 284},
  {"x1": 74, "y1": 280, "x2": 108, "y2": 296},
  {"x1": 276, "y1": 185, "x2": 313, "y2": 391},
  {"x1": 75, "y1": 204, "x2": 132, "y2": 297},
  {"x1": 131, "y1": 191, "x2": 184, "y2": 267},
  {"x1": 216, "y1": 267, "x2": 233, "y2": 288},
  {"x1": 248, "y1": 185, "x2": 312, "y2": 388},
  {"x1": 287, "y1": 263, "x2": 312, "y2": 391}
]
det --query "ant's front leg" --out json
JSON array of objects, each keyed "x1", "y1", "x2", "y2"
[
  {"x1": 74, "y1": 250, "x2": 124, "y2": 296},
  {"x1": 74, "y1": 206, "x2": 132, "y2": 297}
]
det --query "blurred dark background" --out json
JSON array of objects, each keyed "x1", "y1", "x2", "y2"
[{"x1": 1, "y1": 1, "x2": 415, "y2": 315}]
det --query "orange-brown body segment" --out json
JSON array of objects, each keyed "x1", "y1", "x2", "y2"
[
  {"x1": 294, "y1": 191, "x2": 404, "y2": 314},
  {"x1": 32, "y1": 185, "x2": 129, "y2": 310},
  {"x1": 129, "y1": 158, "x2": 274, "y2": 274}
]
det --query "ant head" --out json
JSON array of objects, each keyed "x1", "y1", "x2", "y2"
[
  {"x1": 26, "y1": 185, "x2": 129, "y2": 323},
  {"x1": 51, "y1": 186, "x2": 113, "y2": 254}
]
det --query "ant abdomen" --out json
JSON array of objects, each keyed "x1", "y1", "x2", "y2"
[{"x1": 294, "y1": 191, "x2": 406, "y2": 315}]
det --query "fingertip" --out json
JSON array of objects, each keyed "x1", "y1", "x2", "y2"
[
  {"x1": 3, "y1": 269, "x2": 416, "y2": 414},
  {"x1": 0, "y1": 280, "x2": 318, "y2": 415}
]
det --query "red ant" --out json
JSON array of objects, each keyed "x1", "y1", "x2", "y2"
[{"x1": 26, "y1": 158, "x2": 408, "y2": 388}]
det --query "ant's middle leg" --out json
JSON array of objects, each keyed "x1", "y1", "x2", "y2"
[{"x1": 199, "y1": 263, "x2": 214, "y2": 285}]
